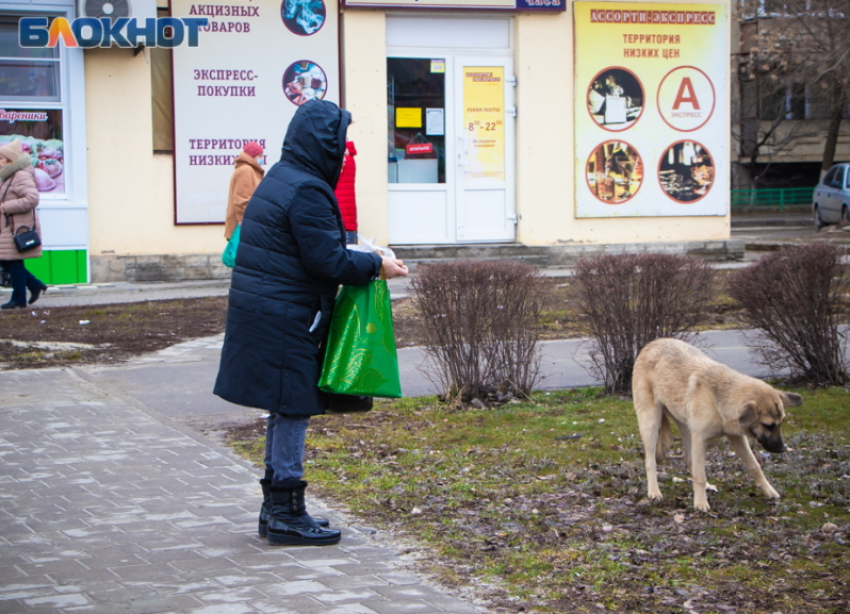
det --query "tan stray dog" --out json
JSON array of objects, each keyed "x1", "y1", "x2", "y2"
[{"x1": 632, "y1": 338, "x2": 803, "y2": 511}]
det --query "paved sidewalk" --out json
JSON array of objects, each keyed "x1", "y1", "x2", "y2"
[
  {"x1": 0, "y1": 280, "x2": 232, "y2": 308},
  {"x1": 0, "y1": 367, "x2": 482, "y2": 614}
]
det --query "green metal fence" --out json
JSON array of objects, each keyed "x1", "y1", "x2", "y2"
[{"x1": 730, "y1": 187, "x2": 815, "y2": 211}]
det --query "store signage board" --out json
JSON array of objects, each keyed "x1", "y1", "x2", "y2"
[
  {"x1": 574, "y1": 2, "x2": 728, "y2": 218},
  {"x1": 171, "y1": 0, "x2": 340, "y2": 224},
  {"x1": 343, "y1": 0, "x2": 565, "y2": 11}
]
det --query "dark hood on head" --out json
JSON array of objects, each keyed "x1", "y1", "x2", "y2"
[{"x1": 280, "y1": 100, "x2": 351, "y2": 188}]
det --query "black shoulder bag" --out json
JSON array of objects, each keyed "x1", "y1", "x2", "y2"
[{"x1": 2, "y1": 175, "x2": 42, "y2": 253}]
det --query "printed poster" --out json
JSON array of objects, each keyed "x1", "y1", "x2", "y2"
[
  {"x1": 574, "y1": 2, "x2": 728, "y2": 217},
  {"x1": 0, "y1": 109, "x2": 64, "y2": 194},
  {"x1": 464, "y1": 67, "x2": 505, "y2": 182},
  {"x1": 171, "y1": 0, "x2": 340, "y2": 224}
]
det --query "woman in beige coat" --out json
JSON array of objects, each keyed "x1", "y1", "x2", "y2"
[
  {"x1": 224, "y1": 141, "x2": 265, "y2": 240},
  {"x1": 0, "y1": 139, "x2": 47, "y2": 309}
]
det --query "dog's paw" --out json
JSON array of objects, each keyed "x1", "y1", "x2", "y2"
[
  {"x1": 694, "y1": 500, "x2": 711, "y2": 512},
  {"x1": 763, "y1": 486, "x2": 780, "y2": 500},
  {"x1": 647, "y1": 491, "x2": 663, "y2": 501}
]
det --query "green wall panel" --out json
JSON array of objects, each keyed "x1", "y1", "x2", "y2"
[{"x1": 23, "y1": 250, "x2": 88, "y2": 285}]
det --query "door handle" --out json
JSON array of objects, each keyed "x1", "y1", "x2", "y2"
[{"x1": 457, "y1": 135, "x2": 467, "y2": 168}]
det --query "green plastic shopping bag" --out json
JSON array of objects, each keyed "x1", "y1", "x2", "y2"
[
  {"x1": 318, "y1": 279, "x2": 402, "y2": 398},
  {"x1": 222, "y1": 224, "x2": 241, "y2": 268}
]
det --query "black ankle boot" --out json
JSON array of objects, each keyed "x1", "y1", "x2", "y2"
[
  {"x1": 258, "y1": 479, "x2": 329, "y2": 537},
  {"x1": 28, "y1": 284, "x2": 47, "y2": 305},
  {"x1": 267, "y1": 481, "x2": 341, "y2": 546}
]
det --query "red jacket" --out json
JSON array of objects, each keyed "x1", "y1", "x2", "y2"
[{"x1": 335, "y1": 141, "x2": 357, "y2": 231}]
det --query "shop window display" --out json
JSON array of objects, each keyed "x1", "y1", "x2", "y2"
[
  {"x1": 0, "y1": 17, "x2": 65, "y2": 194},
  {"x1": 387, "y1": 58, "x2": 445, "y2": 184},
  {"x1": 0, "y1": 110, "x2": 64, "y2": 194}
]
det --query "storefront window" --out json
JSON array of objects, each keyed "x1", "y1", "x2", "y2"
[
  {"x1": 0, "y1": 16, "x2": 65, "y2": 194},
  {"x1": 0, "y1": 18, "x2": 60, "y2": 102},
  {"x1": 387, "y1": 58, "x2": 445, "y2": 184}
]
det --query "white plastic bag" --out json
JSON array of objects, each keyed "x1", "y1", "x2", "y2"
[{"x1": 347, "y1": 233, "x2": 395, "y2": 260}]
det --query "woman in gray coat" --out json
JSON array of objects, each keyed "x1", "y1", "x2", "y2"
[{"x1": 0, "y1": 139, "x2": 47, "y2": 310}]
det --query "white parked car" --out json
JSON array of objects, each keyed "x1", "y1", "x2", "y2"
[{"x1": 813, "y1": 163, "x2": 850, "y2": 231}]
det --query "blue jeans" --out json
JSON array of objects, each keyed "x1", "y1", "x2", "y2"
[
  {"x1": 0, "y1": 260, "x2": 43, "y2": 306},
  {"x1": 264, "y1": 413, "x2": 310, "y2": 487}
]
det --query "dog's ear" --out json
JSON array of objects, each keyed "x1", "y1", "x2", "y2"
[
  {"x1": 738, "y1": 401, "x2": 759, "y2": 430},
  {"x1": 781, "y1": 391, "x2": 803, "y2": 407}
]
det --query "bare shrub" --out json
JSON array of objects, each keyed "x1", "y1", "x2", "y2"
[
  {"x1": 727, "y1": 244, "x2": 849, "y2": 386},
  {"x1": 411, "y1": 261, "x2": 548, "y2": 405},
  {"x1": 572, "y1": 253, "x2": 715, "y2": 395}
]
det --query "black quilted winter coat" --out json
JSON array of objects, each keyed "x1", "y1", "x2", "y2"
[{"x1": 213, "y1": 100, "x2": 382, "y2": 415}]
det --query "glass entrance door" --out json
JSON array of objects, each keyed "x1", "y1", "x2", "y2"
[
  {"x1": 387, "y1": 57, "x2": 452, "y2": 244},
  {"x1": 455, "y1": 56, "x2": 516, "y2": 242}
]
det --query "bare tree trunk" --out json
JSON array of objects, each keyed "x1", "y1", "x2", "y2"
[{"x1": 821, "y1": 81, "x2": 845, "y2": 178}]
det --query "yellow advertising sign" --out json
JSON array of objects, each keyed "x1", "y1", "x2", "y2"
[
  {"x1": 395, "y1": 107, "x2": 422, "y2": 128},
  {"x1": 463, "y1": 67, "x2": 505, "y2": 182},
  {"x1": 574, "y1": 2, "x2": 727, "y2": 218}
]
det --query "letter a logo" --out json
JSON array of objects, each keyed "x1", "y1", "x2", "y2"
[
  {"x1": 658, "y1": 67, "x2": 714, "y2": 131},
  {"x1": 672, "y1": 77, "x2": 700, "y2": 110}
]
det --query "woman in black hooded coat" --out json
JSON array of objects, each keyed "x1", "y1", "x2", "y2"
[{"x1": 214, "y1": 100, "x2": 408, "y2": 546}]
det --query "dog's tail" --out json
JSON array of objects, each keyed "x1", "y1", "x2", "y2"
[{"x1": 656, "y1": 413, "x2": 672, "y2": 464}]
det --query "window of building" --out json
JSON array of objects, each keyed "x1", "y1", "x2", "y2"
[
  {"x1": 0, "y1": 14, "x2": 66, "y2": 196},
  {"x1": 785, "y1": 83, "x2": 806, "y2": 119},
  {"x1": 757, "y1": 79, "x2": 842, "y2": 121},
  {"x1": 759, "y1": 83, "x2": 785, "y2": 121},
  {"x1": 0, "y1": 17, "x2": 60, "y2": 102},
  {"x1": 387, "y1": 58, "x2": 445, "y2": 184}
]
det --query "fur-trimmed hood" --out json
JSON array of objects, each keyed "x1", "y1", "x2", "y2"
[{"x1": 0, "y1": 154, "x2": 33, "y2": 182}]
